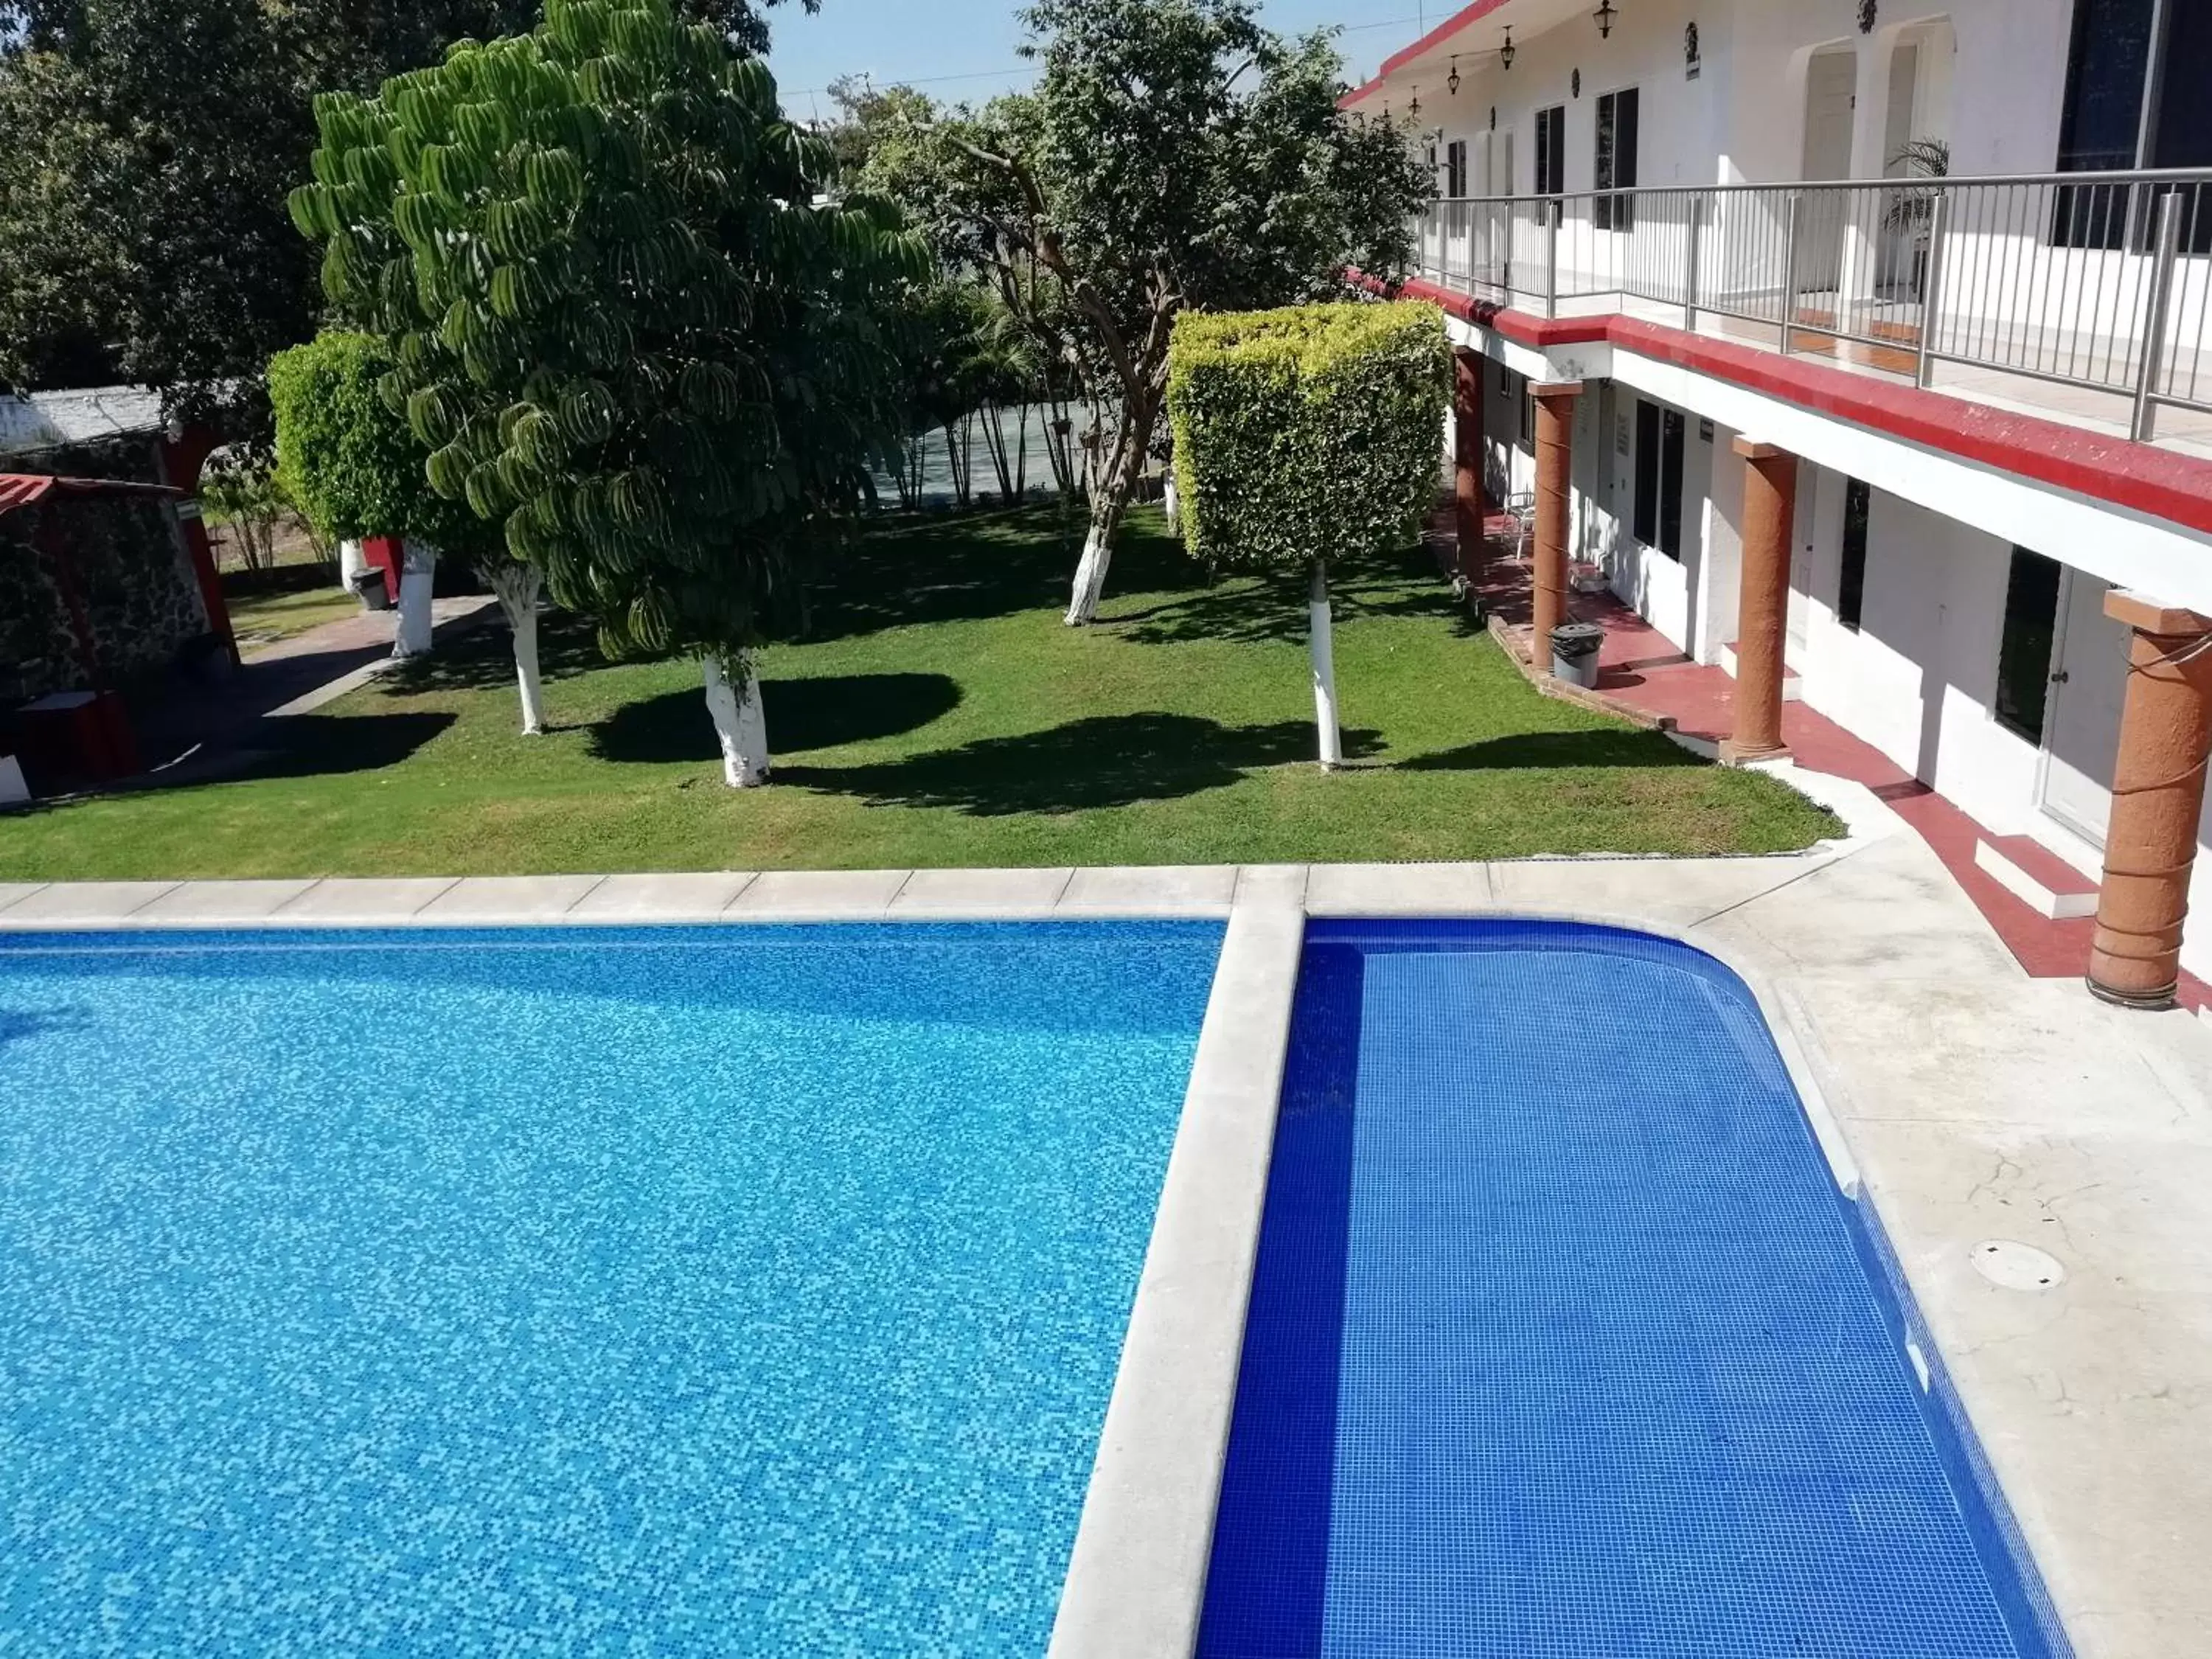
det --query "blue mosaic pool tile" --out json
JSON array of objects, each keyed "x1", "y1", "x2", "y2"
[
  {"x1": 1199, "y1": 919, "x2": 2068, "y2": 1659},
  {"x1": 0, "y1": 921, "x2": 1221, "y2": 1657}
]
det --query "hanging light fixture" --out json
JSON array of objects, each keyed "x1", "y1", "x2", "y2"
[
  {"x1": 1594, "y1": 0, "x2": 1618, "y2": 38},
  {"x1": 1448, "y1": 56, "x2": 1461, "y2": 96},
  {"x1": 1410, "y1": 86, "x2": 1422, "y2": 119},
  {"x1": 1500, "y1": 27, "x2": 1516, "y2": 70}
]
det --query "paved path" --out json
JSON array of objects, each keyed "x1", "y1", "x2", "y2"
[{"x1": 120, "y1": 595, "x2": 500, "y2": 782}]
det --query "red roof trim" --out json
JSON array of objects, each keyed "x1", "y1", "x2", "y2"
[
  {"x1": 0, "y1": 474, "x2": 183, "y2": 518},
  {"x1": 1380, "y1": 0, "x2": 1515, "y2": 80},
  {"x1": 1347, "y1": 271, "x2": 2212, "y2": 540}
]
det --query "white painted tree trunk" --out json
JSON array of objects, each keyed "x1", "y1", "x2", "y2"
[
  {"x1": 1065, "y1": 524, "x2": 1114, "y2": 626},
  {"x1": 1309, "y1": 560, "x2": 1342, "y2": 771},
  {"x1": 1162, "y1": 473, "x2": 1179, "y2": 533},
  {"x1": 392, "y1": 539, "x2": 437, "y2": 658},
  {"x1": 702, "y1": 650, "x2": 771, "y2": 787},
  {"x1": 338, "y1": 537, "x2": 367, "y2": 589},
  {"x1": 484, "y1": 562, "x2": 546, "y2": 735}
]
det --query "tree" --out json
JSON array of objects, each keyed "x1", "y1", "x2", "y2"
[
  {"x1": 864, "y1": 0, "x2": 1430, "y2": 625},
  {"x1": 1167, "y1": 302, "x2": 1449, "y2": 765},
  {"x1": 270, "y1": 333, "x2": 553, "y2": 728},
  {"x1": 0, "y1": 0, "x2": 816, "y2": 414},
  {"x1": 291, "y1": 0, "x2": 921, "y2": 785}
]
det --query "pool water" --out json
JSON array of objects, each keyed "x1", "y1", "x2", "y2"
[
  {"x1": 1200, "y1": 919, "x2": 2067, "y2": 1659},
  {"x1": 0, "y1": 922, "x2": 1221, "y2": 1657}
]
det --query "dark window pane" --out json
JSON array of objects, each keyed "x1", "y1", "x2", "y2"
[
  {"x1": 1596, "y1": 88, "x2": 1639, "y2": 232},
  {"x1": 1838, "y1": 478, "x2": 1871, "y2": 632},
  {"x1": 1632, "y1": 400, "x2": 1660, "y2": 547},
  {"x1": 2154, "y1": 2, "x2": 2212, "y2": 167},
  {"x1": 1536, "y1": 106, "x2": 1566, "y2": 195},
  {"x1": 2058, "y1": 0, "x2": 2154, "y2": 171},
  {"x1": 2053, "y1": 0, "x2": 2156, "y2": 248},
  {"x1": 1994, "y1": 548, "x2": 2062, "y2": 742},
  {"x1": 1658, "y1": 406, "x2": 1685, "y2": 560}
]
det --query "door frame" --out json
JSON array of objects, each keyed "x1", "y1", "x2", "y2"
[{"x1": 2033, "y1": 565, "x2": 2111, "y2": 849}]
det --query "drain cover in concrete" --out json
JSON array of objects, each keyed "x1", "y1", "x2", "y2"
[{"x1": 1969, "y1": 1239, "x2": 2067, "y2": 1291}]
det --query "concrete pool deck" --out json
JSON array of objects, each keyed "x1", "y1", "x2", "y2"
[{"x1": 2, "y1": 827, "x2": 2208, "y2": 1659}]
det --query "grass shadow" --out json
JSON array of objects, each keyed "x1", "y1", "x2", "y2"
[
  {"x1": 590, "y1": 673, "x2": 964, "y2": 765},
  {"x1": 254, "y1": 712, "x2": 459, "y2": 779},
  {"x1": 804, "y1": 504, "x2": 1205, "y2": 641},
  {"x1": 779, "y1": 712, "x2": 1382, "y2": 815},
  {"x1": 381, "y1": 613, "x2": 605, "y2": 697},
  {"x1": 1396, "y1": 730, "x2": 1707, "y2": 772},
  {"x1": 1111, "y1": 547, "x2": 1476, "y2": 647}
]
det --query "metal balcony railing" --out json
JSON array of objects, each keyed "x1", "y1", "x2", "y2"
[{"x1": 1415, "y1": 168, "x2": 2212, "y2": 442}]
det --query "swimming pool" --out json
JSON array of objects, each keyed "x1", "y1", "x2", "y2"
[
  {"x1": 0, "y1": 921, "x2": 1221, "y2": 1656},
  {"x1": 1200, "y1": 918, "x2": 2069, "y2": 1659}
]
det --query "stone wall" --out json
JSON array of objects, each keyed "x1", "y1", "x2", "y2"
[{"x1": 0, "y1": 486, "x2": 209, "y2": 707}]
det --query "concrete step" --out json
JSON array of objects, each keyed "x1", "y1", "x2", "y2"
[
  {"x1": 1974, "y1": 835, "x2": 2101, "y2": 920},
  {"x1": 1718, "y1": 642, "x2": 1804, "y2": 700}
]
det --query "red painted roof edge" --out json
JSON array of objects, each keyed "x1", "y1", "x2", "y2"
[
  {"x1": 1380, "y1": 0, "x2": 1514, "y2": 80},
  {"x1": 0, "y1": 474, "x2": 184, "y2": 519},
  {"x1": 1343, "y1": 271, "x2": 2212, "y2": 540},
  {"x1": 1338, "y1": 76, "x2": 1385, "y2": 108}
]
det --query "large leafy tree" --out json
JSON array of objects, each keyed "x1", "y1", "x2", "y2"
[
  {"x1": 293, "y1": 0, "x2": 920, "y2": 785},
  {"x1": 866, "y1": 0, "x2": 1430, "y2": 625},
  {"x1": 0, "y1": 0, "x2": 815, "y2": 414}
]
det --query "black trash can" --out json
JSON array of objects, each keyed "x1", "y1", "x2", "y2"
[
  {"x1": 349, "y1": 568, "x2": 393, "y2": 612},
  {"x1": 1550, "y1": 621, "x2": 1604, "y2": 689}
]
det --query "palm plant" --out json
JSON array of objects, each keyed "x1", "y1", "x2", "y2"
[{"x1": 1883, "y1": 137, "x2": 1951, "y2": 233}]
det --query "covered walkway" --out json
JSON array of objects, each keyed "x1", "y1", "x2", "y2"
[{"x1": 1465, "y1": 542, "x2": 2211, "y2": 1015}]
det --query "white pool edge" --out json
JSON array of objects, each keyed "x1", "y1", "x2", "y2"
[{"x1": 1046, "y1": 894, "x2": 1305, "y2": 1659}]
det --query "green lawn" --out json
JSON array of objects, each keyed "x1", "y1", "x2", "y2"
[{"x1": 1, "y1": 505, "x2": 1837, "y2": 879}]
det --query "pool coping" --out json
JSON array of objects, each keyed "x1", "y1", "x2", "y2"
[{"x1": 4, "y1": 849, "x2": 2205, "y2": 1658}]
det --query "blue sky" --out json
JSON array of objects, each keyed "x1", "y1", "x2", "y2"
[{"x1": 764, "y1": 0, "x2": 1441, "y2": 120}]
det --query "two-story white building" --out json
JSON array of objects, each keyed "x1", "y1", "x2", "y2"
[{"x1": 1347, "y1": 0, "x2": 2212, "y2": 1006}]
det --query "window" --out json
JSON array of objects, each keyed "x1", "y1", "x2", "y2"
[
  {"x1": 1994, "y1": 548, "x2": 2062, "y2": 742},
  {"x1": 1837, "y1": 479, "x2": 1871, "y2": 632},
  {"x1": 1534, "y1": 105, "x2": 1566, "y2": 196},
  {"x1": 1631, "y1": 400, "x2": 1686, "y2": 559},
  {"x1": 2054, "y1": 0, "x2": 2212, "y2": 248},
  {"x1": 1520, "y1": 381, "x2": 1537, "y2": 452},
  {"x1": 1445, "y1": 139, "x2": 1468, "y2": 199},
  {"x1": 1594, "y1": 87, "x2": 1639, "y2": 231}
]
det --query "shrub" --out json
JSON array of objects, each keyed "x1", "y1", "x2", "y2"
[
  {"x1": 1166, "y1": 300, "x2": 1450, "y2": 574},
  {"x1": 267, "y1": 332, "x2": 484, "y2": 556}
]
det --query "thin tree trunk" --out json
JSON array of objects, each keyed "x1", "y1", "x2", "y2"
[
  {"x1": 484, "y1": 560, "x2": 546, "y2": 735},
  {"x1": 392, "y1": 539, "x2": 437, "y2": 658},
  {"x1": 702, "y1": 650, "x2": 770, "y2": 787},
  {"x1": 945, "y1": 420, "x2": 972, "y2": 509},
  {"x1": 1310, "y1": 559, "x2": 1342, "y2": 769},
  {"x1": 980, "y1": 403, "x2": 1016, "y2": 501},
  {"x1": 1015, "y1": 403, "x2": 1029, "y2": 500},
  {"x1": 1063, "y1": 394, "x2": 1152, "y2": 626}
]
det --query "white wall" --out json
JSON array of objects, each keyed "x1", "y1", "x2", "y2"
[{"x1": 1408, "y1": 0, "x2": 2078, "y2": 195}]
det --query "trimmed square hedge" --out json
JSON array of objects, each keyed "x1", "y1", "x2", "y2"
[{"x1": 1166, "y1": 300, "x2": 1450, "y2": 573}]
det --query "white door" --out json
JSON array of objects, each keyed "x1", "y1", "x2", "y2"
[
  {"x1": 2037, "y1": 569, "x2": 2132, "y2": 847},
  {"x1": 1800, "y1": 49, "x2": 1858, "y2": 294},
  {"x1": 1802, "y1": 49, "x2": 1857, "y2": 181}
]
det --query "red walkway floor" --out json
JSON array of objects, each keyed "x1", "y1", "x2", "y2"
[{"x1": 1463, "y1": 540, "x2": 2209, "y2": 1015}]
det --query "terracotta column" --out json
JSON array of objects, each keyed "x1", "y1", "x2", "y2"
[
  {"x1": 1531, "y1": 380, "x2": 1581, "y2": 668},
  {"x1": 2087, "y1": 591, "x2": 2212, "y2": 1009},
  {"x1": 1722, "y1": 437, "x2": 1798, "y2": 765},
  {"x1": 1453, "y1": 348, "x2": 1487, "y2": 585}
]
